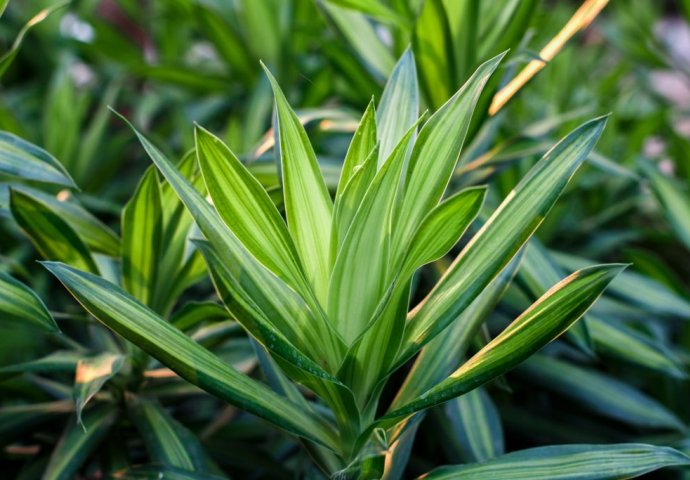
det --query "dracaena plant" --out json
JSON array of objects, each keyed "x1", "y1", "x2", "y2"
[{"x1": 38, "y1": 51, "x2": 632, "y2": 477}]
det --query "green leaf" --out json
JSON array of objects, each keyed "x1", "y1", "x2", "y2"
[
  {"x1": 324, "y1": 0, "x2": 409, "y2": 27},
  {"x1": 42, "y1": 261, "x2": 339, "y2": 450},
  {"x1": 376, "y1": 48, "x2": 419, "y2": 166},
  {"x1": 518, "y1": 355, "x2": 686, "y2": 431},
  {"x1": 400, "y1": 116, "x2": 607, "y2": 364},
  {"x1": 400, "y1": 186, "x2": 486, "y2": 277},
  {"x1": 10, "y1": 189, "x2": 98, "y2": 274},
  {"x1": 329, "y1": 119, "x2": 422, "y2": 344},
  {"x1": 438, "y1": 387, "x2": 504, "y2": 462},
  {"x1": 263, "y1": 65, "x2": 333, "y2": 304},
  {"x1": 413, "y1": 0, "x2": 456, "y2": 109},
  {"x1": 588, "y1": 317, "x2": 687, "y2": 378},
  {"x1": 128, "y1": 397, "x2": 208, "y2": 471},
  {"x1": 392, "y1": 53, "x2": 503, "y2": 264},
  {"x1": 382, "y1": 264, "x2": 624, "y2": 424},
  {"x1": 336, "y1": 99, "x2": 377, "y2": 198},
  {"x1": 0, "y1": 131, "x2": 75, "y2": 186},
  {"x1": 641, "y1": 160, "x2": 690, "y2": 251},
  {"x1": 74, "y1": 353, "x2": 124, "y2": 426},
  {"x1": 195, "y1": 125, "x2": 306, "y2": 294},
  {"x1": 0, "y1": 2, "x2": 69, "y2": 78},
  {"x1": 10, "y1": 186, "x2": 119, "y2": 256},
  {"x1": 553, "y1": 250, "x2": 690, "y2": 319},
  {"x1": 0, "y1": 351, "x2": 81, "y2": 380},
  {"x1": 122, "y1": 169, "x2": 163, "y2": 306},
  {"x1": 421, "y1": 444, "x2": 690, "y2": 479},
  {"x1": 321, "y1": 3, "x2": 396, "y2": 79},
  {"x1": 170, "y1": 301, "x2": 229, "y2": 332},
  {"x1": 0, "y1": 271, "x2": 58, "y2": 332},
  {"x1": 43, "y1": 404, "x2": 117, "y2": 480}
]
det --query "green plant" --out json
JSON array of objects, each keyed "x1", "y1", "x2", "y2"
[{"x1": 30, "y1": 49, "x2": 687, "y2": 478}]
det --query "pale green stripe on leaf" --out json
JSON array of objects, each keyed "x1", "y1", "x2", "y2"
[
  {"x1": 263, "y1": 64, "x2": 333, "y2": 304},
  {"x1": 196, "y1": 125, "x2": 305, "y2": 290},
  {"x1": 0, "y1": 130, "x2": 75, "y2": 186},
  {"x1": 376, "y1": 49, "x2": 419, "y2": 166}
]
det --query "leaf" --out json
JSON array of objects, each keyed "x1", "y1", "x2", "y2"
[
  {"x1": 336, "y1": 99, "x2": 377, "y2": 197},
  {"x1": 413, "y1": 0, "x2": 456, "y2": 109},
  {"x1": 400, "y1": 116, "x2": 607, "y2": 364},
  {"x1": 376, "y1": 48, "x2": 419, "y2": 166},
  {"x1": 10, "y1": 186, "x2": 119, "y2": 256},
  {"x1": 263, "y1": 65, "x2": 334, "y2": 304},
  {"x1": 0, "y1": 2, "x2": 69, "y2": 78},
  {"x1": 392, "y1": 53, "x2": 504, "y2": 263},
  {"x1": 195, "y1": 125, "x2": 306, "y2": 293},
  {"x1": 321, "y1": 2, "x2": 396, "y2": 79},
  {"x1": 0, "y1": 351, "x2": 81, "y2": 380},
  {"x1": 588, "y1": 317, "x2": 687, "y2": 378},
  {"x1": 518, "y1": 355, "x2": 685, "y2": 431},
  {"x1": 0, "y1": 131, "x2": 75, "y2": 186},
  {"x1": 111, "y1": 111, "x2": 344, "y2": 370},
  {"x1": 0, "y1": 271, "x2": 58, "y2": 332},
  {"x1": 170, "y1": 301, "x2": 229, "y2": 332},
  {"x1": 128, "y1": 397, "x2": 208, "y2": 471},
  {"x1": 10, "y1": 189, "x2": 98, "y2": 274},
  {"x1": 421, "y1": 443, "x2": 690, "y2": 479},
  {"x1": 553, "y1": 250, "x2": 690, "y2": 319},
  {"x1": 382, "y1": 264, "x2": 624, "y2": 425},
  {"x1": 74, "y1": 353, "x2": 124, "y2": 426},
  {"x1": 328, "y1": 121, "x2": 420, "y2": 344},
  {"x1": 42, "y1": 261, "x2": 339, "y2": 450},
  {"x1": 518, "y1": 240, "x2": 592, "y2": 353},
  {"x1": 324, "y1": 0, "x2": 409, "y2": 27},
  {"x1": 122, "y1": 169, "x2": 163, "y2": 306},
  {"x1": 43, "y1": 404, "x2": 117, "y2": 480},
  {"x1": 438, "y1": 387, "x2": 504, "y2": 463},
  {"x1": 400, "y1": 186, "x2": 486, "y2": 277}
]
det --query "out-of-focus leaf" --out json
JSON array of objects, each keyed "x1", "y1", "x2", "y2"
[
  {"x1": 10, "y1": 189, "x2": 99, "y2": 274},
  {"x1": 641, "y1": 157, "x2": 690, "y2": 251},
  {"x1": 519, "y1": 355, "x2": 685, "y2": 431},
  {"x1": 43, "y1": 404, "x2": 117, "y2": 480},
  {"x1": 0, "y1": 351, "x2": 81, "y2": 380},
  {"x1": 170, "y1": 301, "x2": 229, "y2": 332},
  {"x1": 421, "y1": 443, "x2": 690, "y2": 479},
  {"x1": 0, "y1": 2, "x2": 69, "y2": 78},
  {"x1": 438, "y1": 387, "x2": 504, "y2": 463},
  {"x1": 74, "y1": 353, "x2": 124, "y2": 426},
  {"x1": 0, "y1": 131, "x2": 75, "y2": 186},
  {"x1": 325, "y1": 0, "x2": 408, "y2": 27},
  {"x1": 553, "y1": 251, "x2": 690, "y2": 319},
  {"x1": 413, "y1": 0, "x2": 455, "y2": 109},
  {"x1": 128, "y1": 397, "x2": 208, "y2": 471},
  {"x1": 321, "y1": 3, "x2": 396, "y2": 79},
  {"x1": 113, "y1": 465, "x2": 226, "y2": 480},
  {"x1": 0, "y1": 271, "x2": 58, "y2": 332}
]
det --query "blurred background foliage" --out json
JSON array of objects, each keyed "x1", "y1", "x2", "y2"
[{"x1": 2, "y1": 0, "x2": 690, "y2": 478}]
